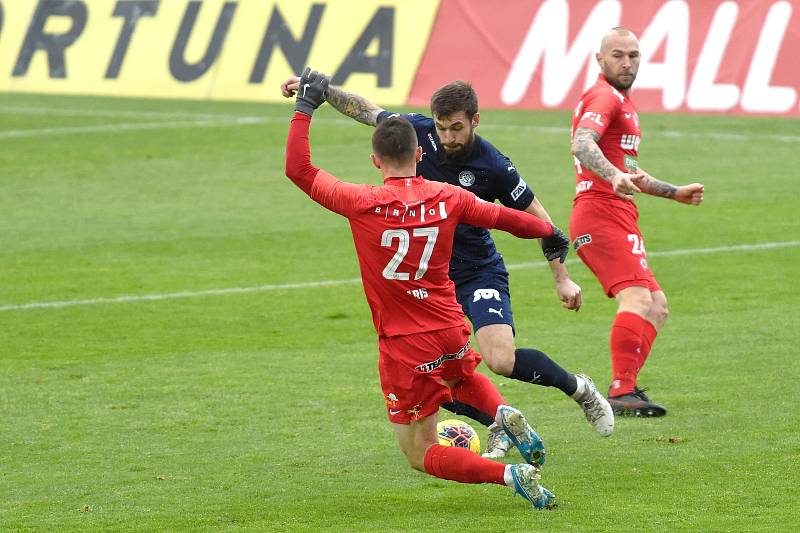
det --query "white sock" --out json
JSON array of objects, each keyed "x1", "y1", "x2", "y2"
[
  {"x1": 503, "y1": 465, "x2": 514, "y2": 487},
  {"x1": 571, "y1": 375, "x2": 587, "y2": 400}
]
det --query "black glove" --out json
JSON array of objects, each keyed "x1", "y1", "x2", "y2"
[
  {"x1": 541, "y1": 224, "x2": 569, "y2": 263},
  {"x1": 295, "y1": 67, "x2": 330, "y2": 116}
]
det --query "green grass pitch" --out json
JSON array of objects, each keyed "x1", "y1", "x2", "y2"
[{"x1": 1, "y1": 92, "x2": 798, "y2": 531}]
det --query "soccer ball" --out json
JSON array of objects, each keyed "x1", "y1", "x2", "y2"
[{"x1": 437, "y1": 419, "x2": 481, "y2": 453}]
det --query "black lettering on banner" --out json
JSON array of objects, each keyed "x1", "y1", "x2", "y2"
[
  {"x1": 332, "y1": 6, "x2": 393, "y2": 87},
  {"x1": 13, "y1": 0, "x2": 88, "y2": 78},
  {"x1": 169, "y1": 1, "x2": 237, "y2": 83},
  {"x1": 106, "y1": 1, "x2": 159, "y2": 79},
  {"x1": 249, "y1": 3, "x2": 325, "y2": 84}
]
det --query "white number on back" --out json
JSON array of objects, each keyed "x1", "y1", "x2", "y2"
[{"x1": 381, "y1": 227, "x2": 440, "y2": 280}]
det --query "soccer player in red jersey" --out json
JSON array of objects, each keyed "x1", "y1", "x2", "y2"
[
  {"x1": 570, "y1": 28, "x2": 705, "y2": 416},
  {"x1": 285, "y1": 68, "x2": 572, "y2": 508}
]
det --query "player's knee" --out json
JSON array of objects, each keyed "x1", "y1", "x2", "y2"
[
  {"x1": 649, "y1": 293, "x2": 669, "y2": 326},
  {"x1": 652, "y1": 302, "x2": 669, "y2": 326},
  {"x1": 618, "y1": 287, "x2": 652, "y2": 315},
  {"x1": 482, "y1": 345, "x2": 516, "y2": 376}
]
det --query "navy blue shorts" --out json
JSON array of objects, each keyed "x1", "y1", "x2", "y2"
[{"x1": 453, "y1": 258, "x2": 515, "y2": 333}]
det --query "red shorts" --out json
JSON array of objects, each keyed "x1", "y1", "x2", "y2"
[
  {"x1": 378, "y1": 324, "x2": 481, "y2": 425},
  {"x1": 570, "y1": 200, "x2": 661, "y2": 297}
]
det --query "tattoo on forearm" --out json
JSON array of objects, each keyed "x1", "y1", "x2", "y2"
[
  {"x1": 640, "y1": 177, "x2": 677, "y2": 198},
  {"x1": 326, "y1": 86, "x2": 381, "y2": 126},
  {"x1": 572, "y1": 128, "x2": 618, "y2": 182}
]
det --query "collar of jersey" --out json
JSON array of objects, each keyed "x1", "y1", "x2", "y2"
[{"x1": 384, "y1": 175, "x2": 425, "y2": 186}]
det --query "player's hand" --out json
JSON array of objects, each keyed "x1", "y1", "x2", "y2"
[
  {"x1": 294, "y1": 67, "x2": 330, "y2": 116},
  {"x1": 556, "y1": 278, "x2": 582, "y2": 311},
  {"x1": 281, "y1": 76, "x2": 301, "y2": 98},
  {"x1": 542, "y1": 225, "x2": 569, "y2": 263},
  {"x1": 674, "y1": 183, "x2": 704, "y2": 205},
  {"x1": 611, "y1": 171, "x2": 644, "y2": 201}
]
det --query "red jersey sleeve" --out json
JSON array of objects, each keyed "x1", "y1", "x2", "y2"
[
  {"x1": 309, "y1": 171, "x2": 373, "y2": 218},
  {"x1": 455, "y1": 187, "x2": 553, "y2": 238},
  {"x1": 575, "y1": 87, "x2": 623, "y2": 137},
  {"x1": 286, "y1": 111, "x2": 373, "y2": 218}
]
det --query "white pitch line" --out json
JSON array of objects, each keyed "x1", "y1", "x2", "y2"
[
  {"x1": 506, "y1": 240, "x2": 800, "y2": 270},
  {"x1": 1, "y1": 240, "x2": 797, "y2": 314},
  {"x1": 0, "y1": 116, "x2": 271, "y2": 139},
  {"x1": 2, "y1": 104, "x2": 799, "y2": 143}
]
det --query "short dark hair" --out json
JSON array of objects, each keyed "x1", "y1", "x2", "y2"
[
  {"x1": 430, "y1": 80, "x2": 478, "y2": 119},
  {"x1": 372, "y1": 116, "x2": 418, "y2": 165}
]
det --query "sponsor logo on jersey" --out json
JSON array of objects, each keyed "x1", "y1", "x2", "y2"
[
  {"x1": 576, "y1": 180, "x2": 593, "y2": 194},
  {"x1": 458, "y1": 170, "x2": 476, "y2": 187},
  {"x1": 640, "y1": 257, "x2": 649, "y2": 270},
  {"x1": 414, "y1": 342, "x2": 470, "y2": 373},
  {"x1": 573, "y1": 234, "x2": 592, "y2": 251},
  {"x1": 624, "y1": 154, "x2": 639, "y2": 172},
  {"x1": 620, "y1": 134, "x2": 640, "y2": 151},
  {"x1": 427, "y1": 132, "x2": 438, "y2": 152},
  {"x1": 510, "y1": 177, "x2": 527, "y2": 201},
  {"x1": 473, "y1": 288, "x2": 501, "y2": 302}
]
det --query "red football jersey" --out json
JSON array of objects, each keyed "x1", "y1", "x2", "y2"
[
  {"x1": 571, "y1": 74, "x2": 641, "y2": 212},
  {"x1": 310, "y1": 172, "x2": 505, "y2": 337}
]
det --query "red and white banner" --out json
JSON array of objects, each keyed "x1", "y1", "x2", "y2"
[{"x1": 409, "y1": 0, "x2": 800, "y2": 115}]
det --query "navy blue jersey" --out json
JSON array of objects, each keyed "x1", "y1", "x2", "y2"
[{"x1": 377, "y1": 111, "x2": 535, "y2": 280}]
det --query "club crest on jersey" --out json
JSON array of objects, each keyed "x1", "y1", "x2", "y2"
[
  {"x1": 458, "y1": 170, "x2": 476, "y2": 187},
  {"x1": 574, "y1": 234, "x2": 592, "y2": 251}
]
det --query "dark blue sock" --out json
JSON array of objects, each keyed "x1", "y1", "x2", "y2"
[
  {"x1": 509, "y1": 348, "x2": 578, "y2": 396},
  {"x1": 440, "y1": 401, "x2": 495, "y2": 428}
]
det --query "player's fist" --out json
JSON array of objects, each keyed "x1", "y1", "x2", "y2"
[
  {"x1": 295, "y1": 67, "x2": 330, "y2": 116},
  {"x1": 674, "y1": 183, "x2": 704, "y2": 205},
  {"x1": 542, "y1": 225, "x2": 570, "y2": 264}
]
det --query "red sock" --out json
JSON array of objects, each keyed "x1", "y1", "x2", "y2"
[
  {"x1": 450, "y1": 371, "x2": 505, "y2": 420},
  {"x1": 637, "y1": 320, "x2": 658, "y2": 374},
  {"x1": 609, "y1": 311, "x2": 647, "y2": 396},
  {"x1": 423, "y1": 444, "x2": 505, "y2": 484}
]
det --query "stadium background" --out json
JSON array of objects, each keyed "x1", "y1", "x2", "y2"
[
  {"x1": 1, "y1": 0, "x2": 799, "y2": 115},
  {"x1": 2, "y1": 1, "x2": 799, "y2": 531}
]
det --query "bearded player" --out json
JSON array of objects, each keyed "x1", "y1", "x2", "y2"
[{"x1": 570, "y1": 28, "x2": 705, "y2": 416}]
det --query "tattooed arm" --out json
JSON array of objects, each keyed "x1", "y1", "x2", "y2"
[
  {"x1": 632, "y1": 168, "x2": 677, "y2": 199},
  {"x1": 280, "y1": 73, "x2": 383, "y2": 127},
  {"x1": 570, "y1": 127, "x2": 704, "y2": 204},
  {"x1": 572, "y1": 127, "x2": 643, "y2": 200},
  {"x1": 571, "y1": 127, "x2": 621, "y2": 182},
  {"x1": 325, "y1": 86, "x2": 384, "y2": 127}
]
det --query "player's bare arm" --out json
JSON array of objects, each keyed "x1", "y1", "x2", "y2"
[
  {"x1": 524, "y1": 198, "x2": 582, "y2": 311},
  {"x1": 326, "y1": 86, "x2": 384, "y2": 126},
  {"x1": 572, "y1": 127, "x2": 643, "y2": 199},
  {"x1": 280, "y1": 73, "x2": 382, "y2": 127},
  {"x1": 633, "y1": 170, "x2": 705, "y2": 205}
]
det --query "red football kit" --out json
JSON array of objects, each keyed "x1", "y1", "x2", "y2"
[
  {"x1": 569, "y1": 74, "x2": 660, "y2": 297},
  {"x1": 286, "y1": 112, "x2": 554, "y2": 424}
]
